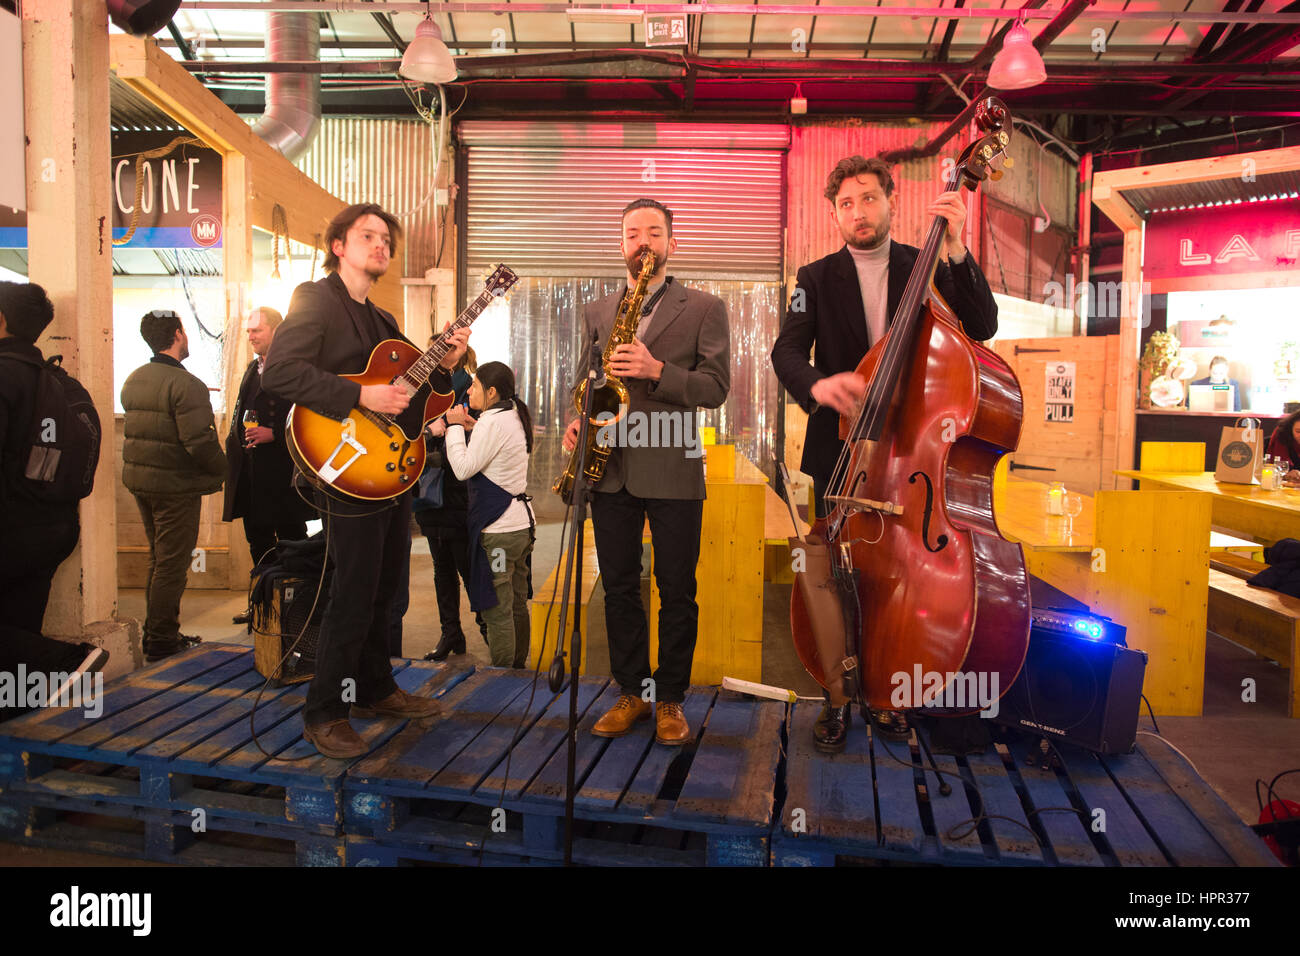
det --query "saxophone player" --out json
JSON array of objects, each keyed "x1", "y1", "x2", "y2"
[{"x1": 561, "y1": 198, "x2": 731, "y2": 745}]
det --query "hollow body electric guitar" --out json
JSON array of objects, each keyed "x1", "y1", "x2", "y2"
[{"x1": 287, "y1": 264, "x2": 518, "y2": 501}]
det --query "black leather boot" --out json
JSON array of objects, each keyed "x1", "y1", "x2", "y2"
[
  {"x1": 426, "y1": 632, "x2": 466, "y2": 662},
  {"x1": 813, "y1": 700, "x2": 852, "y2": 753}
]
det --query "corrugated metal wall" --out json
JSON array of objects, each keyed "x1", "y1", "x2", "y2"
[
  {"x1": 462, "y1": 124, "x2": 787, "y2": 280},
  {"x1": 786, "y1": 118, "x2": 1077, "y2": 282},
  {"x1": 293, "y1": 117, "x2": 441, "y2": 278},
  {"x1": 787, "y1": 120, "x2": 950, "y2": 271}
]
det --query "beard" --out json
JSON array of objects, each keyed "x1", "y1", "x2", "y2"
[
  {"x1": 365, "y1": 261, "x2": 389, "y2": 279},
  {"x1": 624, "y1": 245, "x2": 664, "y2": 278},
  {"x1": 842, "y1": 213, "x2": 891, "y2": 251}
]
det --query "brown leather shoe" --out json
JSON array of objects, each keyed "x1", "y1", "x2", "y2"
[
  {"x1": 591, "y1": 695, "x2": 651, "y2": 738},
  {"x1": 303, "y1": 719, "x2": 368, "y2": 759},
  {"x1": 351, "y1": 687, "x2": 443, "y2": 720},
  {"x1": 655, "y1": 701, "x2": 691, "y2": 746}
]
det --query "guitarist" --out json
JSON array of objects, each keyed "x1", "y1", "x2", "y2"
[
  {"x1": 263, "y1": 203, "x2": 469, "y2": 759},
  {"x1": 770, "y1": 156, "x2": 998, "y2": 752}
]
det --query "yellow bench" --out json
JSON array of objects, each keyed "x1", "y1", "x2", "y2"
[{"x1": 1207, "y1": 568, "x2": 1300, "y2": 717}]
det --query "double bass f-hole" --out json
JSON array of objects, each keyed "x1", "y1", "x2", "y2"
[{"x1": 908, "y1": 470, "x2": 948, "y2": 553}]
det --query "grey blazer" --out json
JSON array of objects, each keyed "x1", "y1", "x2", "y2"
[{"x1": 578, "y1": 280, "x2": 730, "y2": 501}]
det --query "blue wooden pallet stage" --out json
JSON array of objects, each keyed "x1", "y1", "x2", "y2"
[
  {"x1": 0, "y1": 643, "x2": 471, "y2": 863},
  {"x1": 774, "y1": 699, "x2": 1280, "y2": 867},
  {"x1": 344, "y1": 668, "x2": 785, "y2": 866}
]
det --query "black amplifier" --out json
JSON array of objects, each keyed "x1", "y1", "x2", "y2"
[{"x1": 993, "y1": 607, "x2": 1146, "y2": 754}]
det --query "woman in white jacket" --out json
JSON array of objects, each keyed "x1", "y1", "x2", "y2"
[{"x1": 443, "y1": 362, "x2": 535, "y2": 668}]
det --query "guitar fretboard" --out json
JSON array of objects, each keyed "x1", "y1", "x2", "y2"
[{"x1": 396, "y1": 287, "x2": 500, "y2": 391}]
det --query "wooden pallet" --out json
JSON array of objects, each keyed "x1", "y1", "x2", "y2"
[
  {"x1": 344, "y1": 669, "x2": 783, "y2": 866},
  {"x1": 0, "y1": 644, "x2": 472, "y2": 843},
  {"x1": 773, "y1": 701, "x2": 1280, "y2": 867},
  {"x1": 0, "y1": 797, "x2": 347, "y2": 866}
]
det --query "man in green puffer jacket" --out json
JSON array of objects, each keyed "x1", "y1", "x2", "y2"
[{"x1": 120, "y1": 310, "x2": 226, "y2": 661}]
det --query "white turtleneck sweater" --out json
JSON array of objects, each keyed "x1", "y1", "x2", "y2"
[{"x1": 847, "y1": 238, "x2": 892, "y2": 348}]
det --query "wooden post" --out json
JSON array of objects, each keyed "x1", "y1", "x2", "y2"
[
  {"x1": 21, "y1": 1, "x2": 123, "y2": 646},
  {"x1": 224, "y1": 152, "x2": 254, "y2": 591},
  {"x1": 1117, "y1": 226, "x2": 1143, "y2": 480}
]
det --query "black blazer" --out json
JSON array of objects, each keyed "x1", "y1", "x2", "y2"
[
  {"x1": 770, "y1": 241, "x2": 998, "y2": 489},
  {"x1": 262, "y1": 271, "x2": 453, "y2": 423},
  {"x1": 221, "y1": 359, "x2": 299, "y2": 523}
]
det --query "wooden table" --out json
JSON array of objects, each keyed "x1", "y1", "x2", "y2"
[
  {"x1": 993, "y1": 474, "x2": 1213, "y2": 716},
  {"x1": 1115, "y1": 470, "x2": 1300, "y2": 545},
  {"x1": 997, "y1": 477, "x2": 1263, "y2": 556}
]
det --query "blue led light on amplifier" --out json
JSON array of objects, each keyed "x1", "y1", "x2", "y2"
[{"x1": 1030, "y1": 606, "x2": 1126, "y2": 646}]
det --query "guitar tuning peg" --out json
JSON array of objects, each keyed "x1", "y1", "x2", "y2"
[
  {"x1": 989, "y1": 169, "x2": 1004, "y2": 182},
  {"x1": 1002, "y1": 157, "x2": 1014, "y2": 169}
]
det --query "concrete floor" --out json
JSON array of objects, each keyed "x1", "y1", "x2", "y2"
[{"x1": 3, "y1": 499, "x2": 1297, "y2": 865}]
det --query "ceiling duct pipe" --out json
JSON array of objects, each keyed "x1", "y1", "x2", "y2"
[{"x1": 250, "y1": 12, "x2": 321, "y2": 161}]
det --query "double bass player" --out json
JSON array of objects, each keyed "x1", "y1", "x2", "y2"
[{"x1": 771, "y1": 155, "x2": 1000, "y2": 751}]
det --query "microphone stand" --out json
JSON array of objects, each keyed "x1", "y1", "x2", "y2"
[{"x1": 553, "y1": 335, "x2": 605, "y2": 866}]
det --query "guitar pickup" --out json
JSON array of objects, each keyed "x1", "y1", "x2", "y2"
[
  {"x1": 316, "y1": 418, "x2": 367, "y2": 483},
  {"x1": 825, "y1": 494, "x2": 904, "y2": 516}
]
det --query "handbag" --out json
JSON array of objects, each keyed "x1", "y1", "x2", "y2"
[{"x1": 412, "y1": 461, "x2": 445, "y2": 511}]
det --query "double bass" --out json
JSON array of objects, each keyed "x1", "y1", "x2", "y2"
[{"x1": 790, "y1": 97, "x2": 1030, "y2": 714}]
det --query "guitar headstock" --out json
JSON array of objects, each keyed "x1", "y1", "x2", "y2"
[
  {"x1": 954, "y1": 97, "x2": 1014, "y2": 189},
  {"x1": 483, "y1": 263, "x2": 520, "y2": 300}
]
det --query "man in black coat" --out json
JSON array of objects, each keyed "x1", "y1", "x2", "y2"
[
  {"x1": 770, "y1": 155, "x2": 999, "y2": 752},
  {"x1": 262, "y1": 203, "x2": 469, "y2": 759},
  {"x1": 222, "y1": 307, "x2": 313, "y2": 624}
]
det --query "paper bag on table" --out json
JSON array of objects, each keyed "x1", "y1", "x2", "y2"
[{"x1": 1214, "y1": 418, "x2": 1262, "y2": 484}]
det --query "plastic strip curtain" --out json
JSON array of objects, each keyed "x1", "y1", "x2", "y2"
[{"x1": 503, "y1": 277, "x2": 783, "y2": 497}]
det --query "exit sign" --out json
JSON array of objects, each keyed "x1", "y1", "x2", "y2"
[{"x1": 644, "y1": 14, "x2": 687, "y2": 47}]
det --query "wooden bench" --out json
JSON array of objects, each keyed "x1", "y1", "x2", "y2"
[
  {"x1": 1207, "y1": 568, "x2": 1300, "y2": 717},
  {"x1": 528, "y1": 521, "x2": 601, "y2": 674},
  {"x1": 1210, "y1": 551, "x2": 1267, "y2": 581},
  {"x1": 763, "y1": 485, "x2": 809, "y2": 584}
]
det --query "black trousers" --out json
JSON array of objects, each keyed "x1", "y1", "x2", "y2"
[
  {"x1": 589, "y1": 487, "x2": 703, "y2": 704},
  {"x1": 303, "y1": 493, "x2": 408, "y2": 726},
  {"x1": 0, "y1": 516, "x2": 79, "y2": 634},
  {"x1": 422, "y1": 525, "x2": 485, "y2": 644}
]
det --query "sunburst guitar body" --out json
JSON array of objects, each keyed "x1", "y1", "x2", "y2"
[{"x1": 286, "y1": 264, "x2": 519, "y2": 501}]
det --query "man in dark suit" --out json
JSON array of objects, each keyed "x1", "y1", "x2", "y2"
[
  {"x1": 770, "y1": 155, "x2": 998, "y2": 752},
  {"x1": 262, "y1": 203, "x2": 469, "y2": 759},
  {"x1": 562, "y1": 198, "x2": 731, "y2": 746},
  {"x1": 223, "y1": 307, "x2": 312, "y2": 624}
]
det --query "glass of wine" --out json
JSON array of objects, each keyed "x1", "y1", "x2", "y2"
[
  {"x1": 1063, "y1": 492, "x2": 1084, "y2": 538},
  {"x1": 243, "y1": 409, "x2": 259, "y2": 447}
]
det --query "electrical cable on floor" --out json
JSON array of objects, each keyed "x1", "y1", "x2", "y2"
[{"x1": 1136, "y1": 730, "x2": 1199, "y2": 776}]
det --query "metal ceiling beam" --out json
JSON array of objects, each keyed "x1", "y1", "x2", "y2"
[
  {"x1": 1193, "y1": 0, "x2": 1246, "y2": 58},
  {"x1": 1162, "y1": 0, "x2": 1300, "y2": 112},
  {"x1": 180, "y1": 53, "x2": 1300, "y2": 77},
  {"x1": 165, "y1": 20, "x2": 195, "y2": 61},
  {"x1": 179, "y1": 2, "x2": 1300, "y2": 23},
  {"x1": 159, "y1": 38, "x2": 1208, "y2": 55}
]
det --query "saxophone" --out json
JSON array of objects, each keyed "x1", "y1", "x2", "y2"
[{"x1": 553, "y1": 248, "x2": 659, "y2": 502}]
